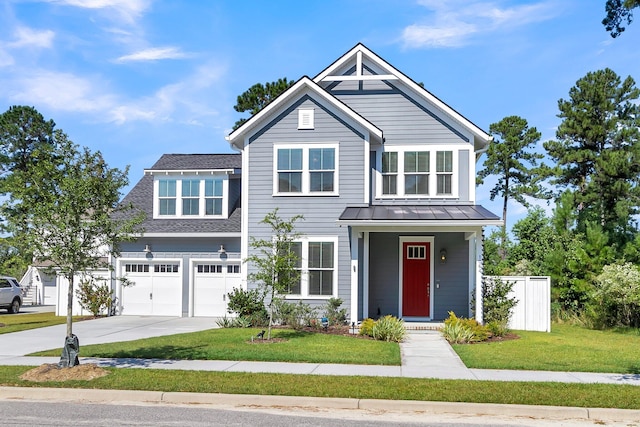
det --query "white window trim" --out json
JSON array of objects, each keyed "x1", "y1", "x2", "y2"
[
  {"x1": 273, "y1": 143, "x2": 339, "y2": 196},
  {"x1": 375, "y1": 145, "x2": 459, "y2": 199},
  {"x1": 284, "y1": 235, "x2": 338, "y2": 300},
  {"x1": 153, "y1": 174, "x2": 229, "y2": 219}
]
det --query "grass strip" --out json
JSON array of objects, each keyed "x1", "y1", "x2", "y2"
[
  {"x1": 1, "y1": 366, "x2": 639, "y2": 409},
  {"x1": 32, "y1": 328, "x2": 401, "y2": 366},
  {"x1": 0, "y1": 312, "x2": 87, "y2": 335},
  {"x1": 453, "y1": 323, "x2": 640, "y2": 374}
]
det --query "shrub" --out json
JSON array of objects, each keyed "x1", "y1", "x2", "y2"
[
  {"x1": 274, "y1": 300, "x2": 318, "y2": 330},
  {"x1": 324, "y1": 297, "x2": 348, "y2": 326},
  {"x1": 75, "y1": 277, "x2": 113, "y2": 317},
  {"x1": 359, "y1": 318, "x2": 375, "y2": 337},
  {"x1": 226, "y1": 288, "x2": 266, "y2": 318},
  {"x1": 215, "y1": 316, "x2": 234, "y2": 328},
  {"x1": 591, "y1": 262, "x2": 640, "y2": 328},
  {"x1": 372, "y1": 315, "x2": 406, "y2": 342},
  {"x1": 441, "y1": 311, "x2": 489, "y2": 343}
]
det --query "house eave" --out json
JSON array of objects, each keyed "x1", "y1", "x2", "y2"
[
  {"x1": 139, "y1": 232, "x2": 242, "y2": 238},
  {"x1": 336, "y1": 219, "x2": 504, "y2": 227}
]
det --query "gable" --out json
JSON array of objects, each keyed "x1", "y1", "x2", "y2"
[{"x1": 314, "y1": 44, "x2": 491, "y2": 154}]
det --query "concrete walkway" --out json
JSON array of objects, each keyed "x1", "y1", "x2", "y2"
[{"x1": 1, "y1": 314, "x2": 639, "y2": 386}]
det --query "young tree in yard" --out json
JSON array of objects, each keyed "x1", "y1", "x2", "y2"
[
  {"x1": 245, "y1": 209, "x2": 302, "y2": 339},
  {"x1": 544, "y1": 69, "x2": 640, "y2": 246},
  {"x1": 232, "y1": 78, "x2": 295, "y2": 130},
  {"x1": 0, "y1": 106, "x2": 144, "y2": 351},
  {"x1": 477, "y1": 115, "x2": 544, "y2": 257}
]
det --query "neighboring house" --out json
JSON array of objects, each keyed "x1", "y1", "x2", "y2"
[
  {"x1": 227, "y1": 43, "x2": 501, "y2": 324},
  {"x1": 56, "y1": 43, "x2": 501, "y2": 322}
]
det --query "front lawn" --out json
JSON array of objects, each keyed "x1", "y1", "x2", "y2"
[
  {"x1": 453, "y1": 323, "x2": 640, "y2": 374},
  {"x1": 32, "y1": 327, "x2": 401, "y2": 365},
  {"x1": 0, "y1": 312, "x2": 86, "y2": 335},
  {"x1": 1, "y1": 366, "x2": 640, "y2": 409}
]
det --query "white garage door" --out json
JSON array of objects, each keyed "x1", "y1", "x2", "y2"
[
  {"x1": 121, "y1": 262, "x2": 182, "y2": 316},
  {"x1": 193, "y1": 262, "x2": 241, "y2": 317}
]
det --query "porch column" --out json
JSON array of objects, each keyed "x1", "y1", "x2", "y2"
[
  {"x1": 349, "y1": 228, "x2": 359, "y2": 324},
  {"x1": 475, "y1": 231, "x2": 484, "y2": 323}
]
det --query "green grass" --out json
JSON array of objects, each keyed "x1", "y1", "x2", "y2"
[
  {"x1": 32, "y1": 327, "x2": 401, "y2": 365},
  {"x1": 1, "y1": 366, "x2": 639, "y2": 409},
  {"x1": 453, "y1": 323, "x2": 640, "y2": 374},
  {"x1": 0, "y1": 312, "x2": 87, "y2": 334}
]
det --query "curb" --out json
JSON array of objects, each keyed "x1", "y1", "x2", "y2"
[{"x1": 1, "y1": 387, "x2": 640, "y2": 422}]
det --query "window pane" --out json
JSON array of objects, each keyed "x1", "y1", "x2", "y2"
[
  {"x1": 182, "y1": 199, "x2": 199, "y2": 215},
  {"x1": 418, "y1": 152, "x2": 429, "y2": 172},
  {"x1": 405, "y1": 175, "x2": 429, "y2": 194},
  {"x1": 182, "y1": 179, "x2": 200, "y2": 197},
  {"x1": 310, "y1": 171, "x2": 334, "y2": 192},
  {"x1": 382, "y1": 175, "x2": 397, "y2": 195},
  {"x1": 382, "y1": 152, "x2": 397, "y2": 173},
  {"x1": 321, "y1": 242, "x2": 333, "y2": 268},
  {"x1": 437, "y1": 151, "x2": 453, "y2": 172},
  {"x1": 278, "y1": 148, "x2": 302, "y2": 170},
  {"x1": 278, "y1": 172, "x2": 302, "y2": 192},
  {"x1": 437, "y1": 175, "x2": 452, "y2": 194},
  {"x1": 159, "y1": 180, "x2": 176, "y2": 197},
  {"x1": 309, "y1": 271, "x2": 333, "y2": 295},
  {"x1": 309, "y1": 148, "x2": 335, "y2": 170},
  {"x1": 309, "y1": 242, "x2": 333, "y2": 268},
  {"x1": 205, "y1": 198, "x2": 222, "y2": 215},
  {"x1": 159, "y1": 199, "x2": 176, "y2": 215},
  {"x1": 404, "y1": 152, "x2": 416, "y2": 173},
  {"x1": 205, "y1": 179, "x2": 223, "y2": 197}
]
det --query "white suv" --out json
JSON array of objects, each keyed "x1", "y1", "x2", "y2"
[{"x1": 0, "y1": 276, "x2": 23, "y2": 314}]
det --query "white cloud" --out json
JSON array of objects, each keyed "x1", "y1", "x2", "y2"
[
  {"x1": 108, "y1": 62, "x2": 226, "y2": 125},
  {"x1": 4, "y1": 70, "x2": 116, "y2": 113},
  {"x1": 115, "y1": 46, "x2": 190, "y2": 63},
  {"x1": 45, "y1": 0, "x2": 151, "y2": 24},
  {"x1": 402, "y1": 0, "x2": 558, "y2": 49},
  {"x1": 9, "y1": 26, "x2": 55, "y2": 48}
]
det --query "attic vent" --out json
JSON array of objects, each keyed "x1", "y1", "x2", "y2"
[{"x1": 298, "y1": 109, "x2": 314, "y2": 130}]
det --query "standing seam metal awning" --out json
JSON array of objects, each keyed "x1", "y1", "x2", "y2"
[{"x1": 337, "y1": 205, "x2": 502, "y2": 226}]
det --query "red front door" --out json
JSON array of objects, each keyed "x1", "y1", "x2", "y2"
[{"x1": 402, "y1": 242, "x2": 431, "y2": 317}]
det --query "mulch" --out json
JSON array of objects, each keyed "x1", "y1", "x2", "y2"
[{"x1": 19, "y1": 363, "x2": 109, "y2": 382}]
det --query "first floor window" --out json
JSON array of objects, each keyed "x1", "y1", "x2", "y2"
[
  {"x1": 283, "y1": 238, "x2": 336, "y2": 297},
  {"x1": 308, "y1": 241, "x2": 334, "y2": 296}
]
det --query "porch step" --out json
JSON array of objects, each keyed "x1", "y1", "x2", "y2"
[{"x1": 404, "y1": 322, "x2": 443, "y2": 331}]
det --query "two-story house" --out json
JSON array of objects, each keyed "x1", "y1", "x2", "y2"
[
  {"x1": 54, "y1": 43, "x2": 501, "y2": 322},
  {"x1": 227, "y1": 44, "x2": 501, "y2": 324}
]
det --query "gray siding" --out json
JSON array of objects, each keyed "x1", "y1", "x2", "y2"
[
  {"x1": 245, "y1": 96, "x2": 367, "y2": 313},
  {"x1": 367, "y1": 232, "x2": 470, "y2": 321}
]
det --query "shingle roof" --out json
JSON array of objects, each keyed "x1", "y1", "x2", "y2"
[
  {"x1": 149, "y1": 153, "x2": 241, "y2": 170},
  {"x1": 119, "y1": 154, "x2": 241, "y2": 234}
]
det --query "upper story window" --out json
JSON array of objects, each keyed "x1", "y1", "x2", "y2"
[
  {"x1": 159, "y1": 180, "x2": 177, "y2": 215},
  {"x1": 274, "y1": 144, "x2": 338, "y2": 196},
  {"x1": 377, "y1": 147, "x2": 457, "y2": 199},
  {"x1": 153, "y1": 176, "x2": 228, "y2": 219}
]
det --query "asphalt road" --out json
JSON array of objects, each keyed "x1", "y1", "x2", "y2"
[{"x1": 0, "y1": 400, "x2": 631, "y2": 427}]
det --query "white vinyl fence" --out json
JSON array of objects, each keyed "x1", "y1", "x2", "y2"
[{"x1": 493, "y1": 276, "x2": 551, "y2": 332}]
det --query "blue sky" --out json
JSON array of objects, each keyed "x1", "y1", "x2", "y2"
[{"x1": 1, "y1": 0, "x2": 638, "y2": 229}]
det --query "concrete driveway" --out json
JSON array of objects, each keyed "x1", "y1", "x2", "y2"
[{"x1": 0, "y1": 312, "x2": 219, "y2": 357}]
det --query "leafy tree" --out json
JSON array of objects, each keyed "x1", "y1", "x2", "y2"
[
  {"x1": 477, "y1": 116, "x2": 544, "y2": 256},
  {"x1": 0, "y1": 106, "x2": 144, "y2": 340},
  {"x1": 603, "y1": 0, "x2": 640, "y2": 37},
  {"x1": 508, "y1": 207, "x2": 555, "y2": 276},
  {"x1": 232, "y1": 77, "x2": 296, "y2": 130},
  {"x1": 544, "y1": 68, "x2": 640, "y2": 246},
  {"x1": 592, "y1": 262, "x2": 640, "y2": 327},
  {"x1": 245, "y1": 208, "x2": 303, "y2": 339}
]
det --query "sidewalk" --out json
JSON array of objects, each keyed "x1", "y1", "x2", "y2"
[{"x1": 1, "y1": 320, "x2": 639, "y2": 386}]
